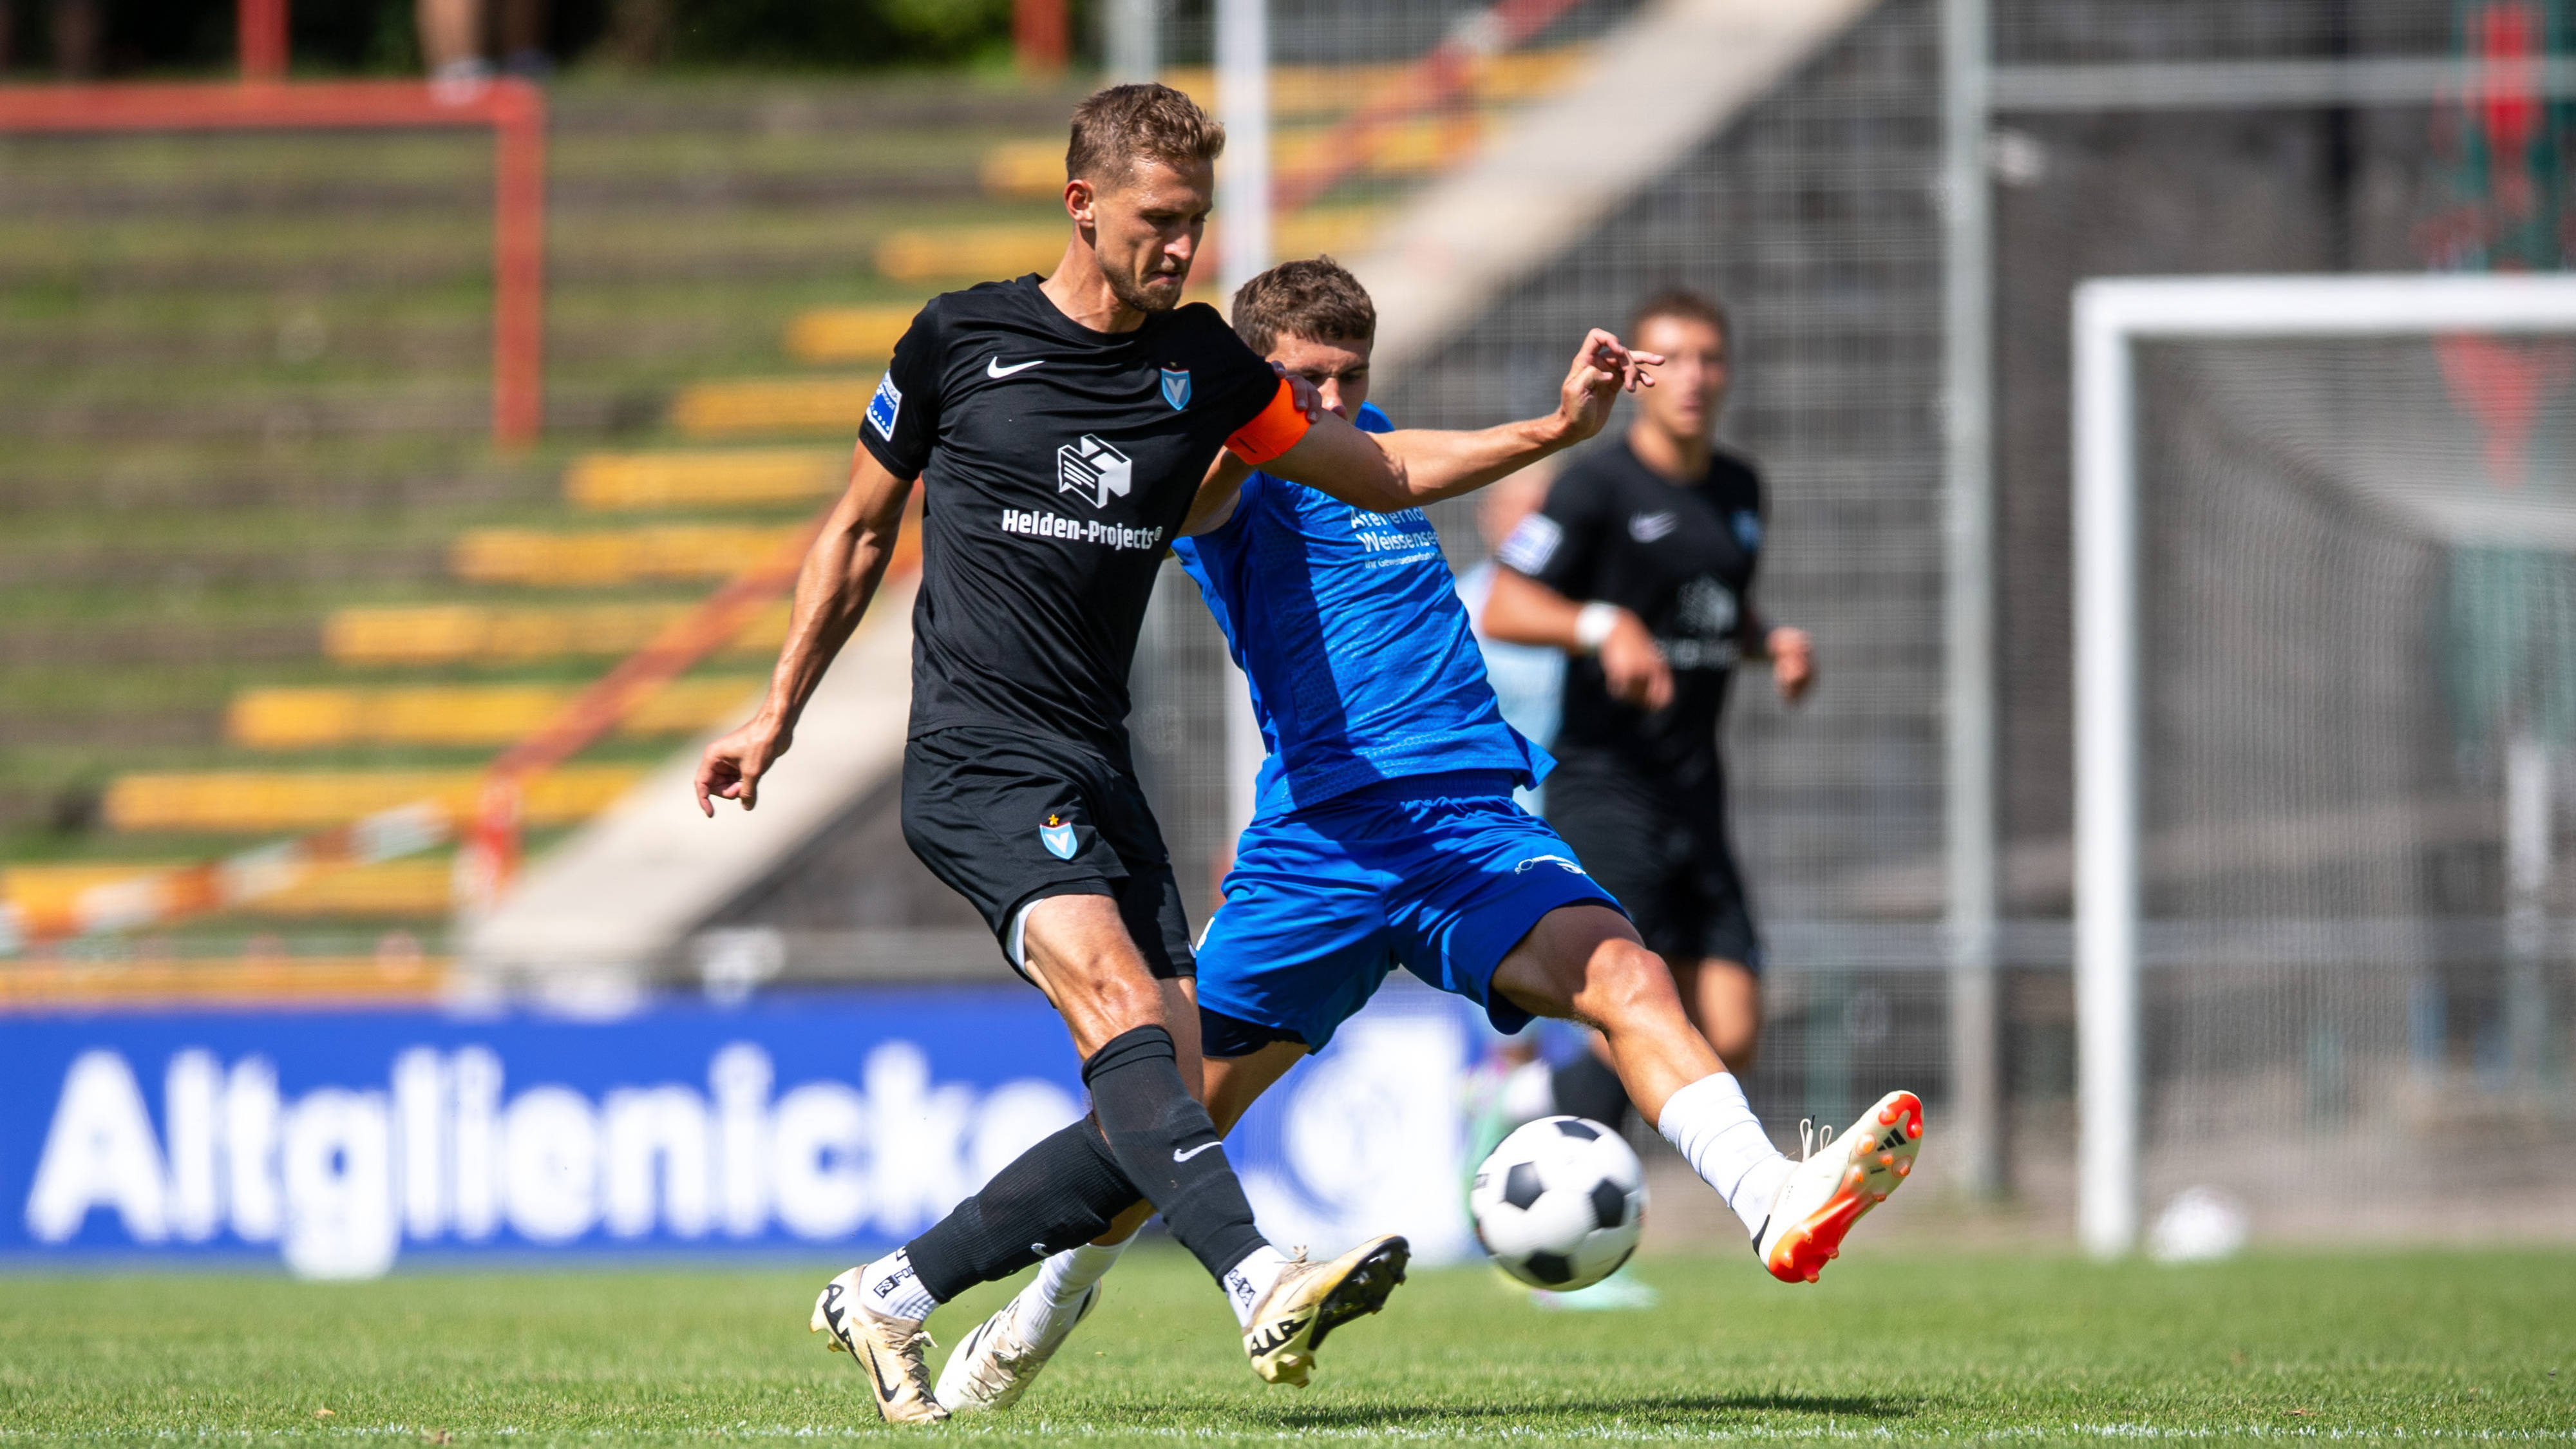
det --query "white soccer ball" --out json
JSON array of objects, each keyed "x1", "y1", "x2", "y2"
[{"x1": 1469, "y1": 1115, "x2": 1647, "y2": 1290}]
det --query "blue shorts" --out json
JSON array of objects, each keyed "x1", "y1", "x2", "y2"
[{"x1": 1193, "y1": 770, "x2": 1625, "y2": 1054}]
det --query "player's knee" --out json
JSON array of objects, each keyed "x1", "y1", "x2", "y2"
[{"x1": 1579, "y1": 939, "x2": 1687, "y2": 1037}]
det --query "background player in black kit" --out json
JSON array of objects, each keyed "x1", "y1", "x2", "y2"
[
  {"x1": 1482, "y1": 288, "x2": 1815, "y2": 1132},
  {"x1": 692, "y1": 84, "x2": 1654, "y2": 1421}
]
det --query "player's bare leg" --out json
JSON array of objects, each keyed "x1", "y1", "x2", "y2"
[
  {"x1": 1672, "y1": 954, "x2": 1761, "y2": 1072},
  {"x1": 1490, "y1": 904, "x2": 1921, "y2": 1282}
]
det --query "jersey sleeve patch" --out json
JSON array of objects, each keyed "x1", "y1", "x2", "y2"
[
  {"x1": 1497, "y1": 513, "x2": 1562, "y2": 574},
  {"x1": 1223, "y1": 378, "x2": 1313, "y2": 467},
  {"x1": 866, "y1": 371, "x2": 903, "y2": 440}
]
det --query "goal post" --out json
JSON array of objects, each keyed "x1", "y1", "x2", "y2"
[{"x1": 2072, "y1": 273, "x2": 2576, "y2": 1258}]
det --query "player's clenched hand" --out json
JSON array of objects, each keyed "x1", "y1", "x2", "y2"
[
  {"x1": 1768, "y1": 625, "x2": 1815, "y2": 705},
  {"x1": 1555, "y1": 328, "x2": 1663, "y2": 444},
  {"x1": 1600, "y1": 611, "x2": 1674, "y2": 712},
  {"x1": 695, "y1": 713, "x2": 793, "y2": 816}
]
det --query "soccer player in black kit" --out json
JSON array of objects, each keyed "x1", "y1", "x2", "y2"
[
  {"x1": 693, "y1": 84, "x2": 1656, "y2": 1422},
  {"x1": 1483, "y1": 289, "x2": 1816, "y2": 1130}
]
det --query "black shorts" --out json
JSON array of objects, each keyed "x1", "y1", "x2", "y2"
[
  {"x1": 1542, "y1": 759, "x2": 1762, "y2": 972},
  {"x1": 901, "y1": 725, "x2": 1196, "y2": 980}
]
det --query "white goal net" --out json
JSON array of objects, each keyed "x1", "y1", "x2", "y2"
[{"x1": 2076, "y1": 275, "x2": 2576, "y2": 1253}]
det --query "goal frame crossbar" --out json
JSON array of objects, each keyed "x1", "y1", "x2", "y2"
[{"x1": 2071, "y1": 272, "x2": 2576, "y2": 1257}]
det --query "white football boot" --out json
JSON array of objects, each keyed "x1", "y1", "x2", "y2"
[
  {"x1": 1752, "y1": 1089, "x2": 1924, "y2": 1284},
  {"x1": 933, "y1": 1278, "x2": 1103, "y2": 1414},
  {"x1": 1240, "y1": 1235, "x2": 1410, "y2": 1387},
  {"x1": 808, "y1": 1265, "x2": 948, "y2": 1425}
]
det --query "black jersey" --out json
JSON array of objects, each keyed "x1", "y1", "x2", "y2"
[
  {"x1": 1497, "y1": 438, "x2": 1766, "y2": 786},
  {"x1": 861, "y1": 275, "x2": 1287, "y2": 759}
]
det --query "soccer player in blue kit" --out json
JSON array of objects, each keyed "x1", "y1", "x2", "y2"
[{"x1": 929, "y1": 259, "x2": 1927, "y2": 1414}]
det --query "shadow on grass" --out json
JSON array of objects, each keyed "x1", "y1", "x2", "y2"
[{"x1": 1257, "y1": 1390, "x2": 1918, "y2": 1428}]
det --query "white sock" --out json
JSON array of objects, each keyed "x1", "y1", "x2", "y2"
[
  {"x1": 857, "y1": 1248, "x2": 940, "y2": 1323},
  {"x1": 1654, "y1": 1072, "x2": 1793, "y2": 1238},
  {"x1": 1219, "y1": 1244, "x2": 1292, "y2": 1329},
  {"x1": 1034, "y1": 1238, "x2": 1126, "y2": 1308}
]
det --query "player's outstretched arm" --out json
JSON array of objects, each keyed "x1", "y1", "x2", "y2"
[
  {"x1": 694, "y1": 446, "x2": 913, "y2": 815},
  {"x1": 1261, "y1": 329, "x2": 1656, "y2": 513},
  {"x1": 1481, "y1": 568, "x2": 1674, "y2": 713}
]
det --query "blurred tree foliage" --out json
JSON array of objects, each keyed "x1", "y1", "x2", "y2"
[{"x1": 0, "y1": 0, "x2": 1039, "y2": 77}]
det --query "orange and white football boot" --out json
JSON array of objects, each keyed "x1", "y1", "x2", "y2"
[{"x1": 1752, "y1": 1089, "x2": 1924, "y2": 1284}]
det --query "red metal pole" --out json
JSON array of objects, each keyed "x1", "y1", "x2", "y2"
[
  {"x1": 1014, "y1": 0, "x2": 1068, "y2": 77},
  {"x1": 238, "y1": 0, "x2": 288, "y2": 82},
  {"x1": 489, "y1": 79, "x2": 546, "y2": 447}
]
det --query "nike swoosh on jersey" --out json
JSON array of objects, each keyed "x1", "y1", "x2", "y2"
[
  {"x1": 987, "y1": 356, "x2": 1046, "y2": 378},
  {"x1": 1173, "y1": 1140, "x2": 1223, "y2": 1162},
  {"x1": 1629, "y1": 511, "x2": 1680, "y2": 543}
]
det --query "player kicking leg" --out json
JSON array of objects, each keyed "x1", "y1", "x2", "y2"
[{"x1": 934, "y1": 260, "x2": 1920, "y2": 1414}]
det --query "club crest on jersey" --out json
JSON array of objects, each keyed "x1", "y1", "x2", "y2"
[
  {"x1": 1039, "y1": 812, "x2": 1079, "y2": 860},
  {"x1": 866, "y1": 372, "x2": 902, "y2": 440},
  {"x1": 1159, "y1": 366, "x2": 1191, "y2": 410},
  {"x1": 1056, "y1": 435, "x2": 1133, "y2": 508}
]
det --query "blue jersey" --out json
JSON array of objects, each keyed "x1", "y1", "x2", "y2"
[{"x1": 1173, "y1": 402, "x2": 1550, "y2": 817}]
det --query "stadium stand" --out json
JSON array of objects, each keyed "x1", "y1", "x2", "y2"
[
  {"x1": 225, "y1": 679, "x2": 760, "y2": 750},
  {"x1": 322, "y1": 603, "x2": 793, "y2": 666},
  {"x1": 1, "y1": 32, "x2": 1615, "y2": 1003},
  {"x1": 565, "y1": 450, "x2": 844, "y2": 511}
]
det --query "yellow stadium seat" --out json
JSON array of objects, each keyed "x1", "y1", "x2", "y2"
[
  {"x1": 1276, "y1": 208, "x2": 1387, "y2": 259},
  {"x1": 783, "y1": 307, "x2": 922, "y2": 365},
  {"x1": 322, "y1": 602, "x2": 791, "y2": 665},
  {"x1": 103, "y1": 765, "x2": 643, "y2": 833},
  {"x1": 979, "y1": 139, "x2": 1066, "y2": 199},
  {"x1": 566, "y1": 450, "x2": 843, "y2": 510},
  {"x1": 670, "y1": 377, "x2": 880, "y2": 437},
  {"x1": 1156, "y1": 49, "x2": 1587, "y2": 120},
  {"x1": 874, "y1": 225, "x2": 1062, "y2": 285},
  {"x1": 0, "y1": 954, "x2": 450, "y2": 1010},
  {"x1": 450, "y1": 524, "x2": 804, "y2": 586},
  {"x1": 4, "y1": 860, "x2": 456, "y2": 920},
  {"x1": 227, "y1": 678, "x2": 761, "y2": 750}
]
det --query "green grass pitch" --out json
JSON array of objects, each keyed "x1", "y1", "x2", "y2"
[{"x1": 1, "y1": 1246, "x2": 2568, "y2": 1444}]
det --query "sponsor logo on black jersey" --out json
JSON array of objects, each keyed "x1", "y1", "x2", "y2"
[
  {"x1": 1160, "y1": 366, "x2": 1192, "y2": 410},
  {"x1": 987, "y1": 355, "x2": 1046, "y2": 379},
  {"x1": 999, "y1": 509, "x2": 1166, "y2": 551},
  {"x1": 1057, "y1": 434, "x2": 1133, "y2": 507}
]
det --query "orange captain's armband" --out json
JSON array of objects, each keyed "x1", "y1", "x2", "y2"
[{"x1": 1224, "y1": 377, "x2": 1312, "y2": 467}]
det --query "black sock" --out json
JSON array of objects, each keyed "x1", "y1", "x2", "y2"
[
  {"x1": 1083, "y1": 1024, "x2": 1267, "y2": 1282},
  {"x1": 903, "y1": 1115, "x2": 1142, "y2": 1303},
  {"x1": 1551, "y1": 1050, "x2": 1633, "y2": 1132}
]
